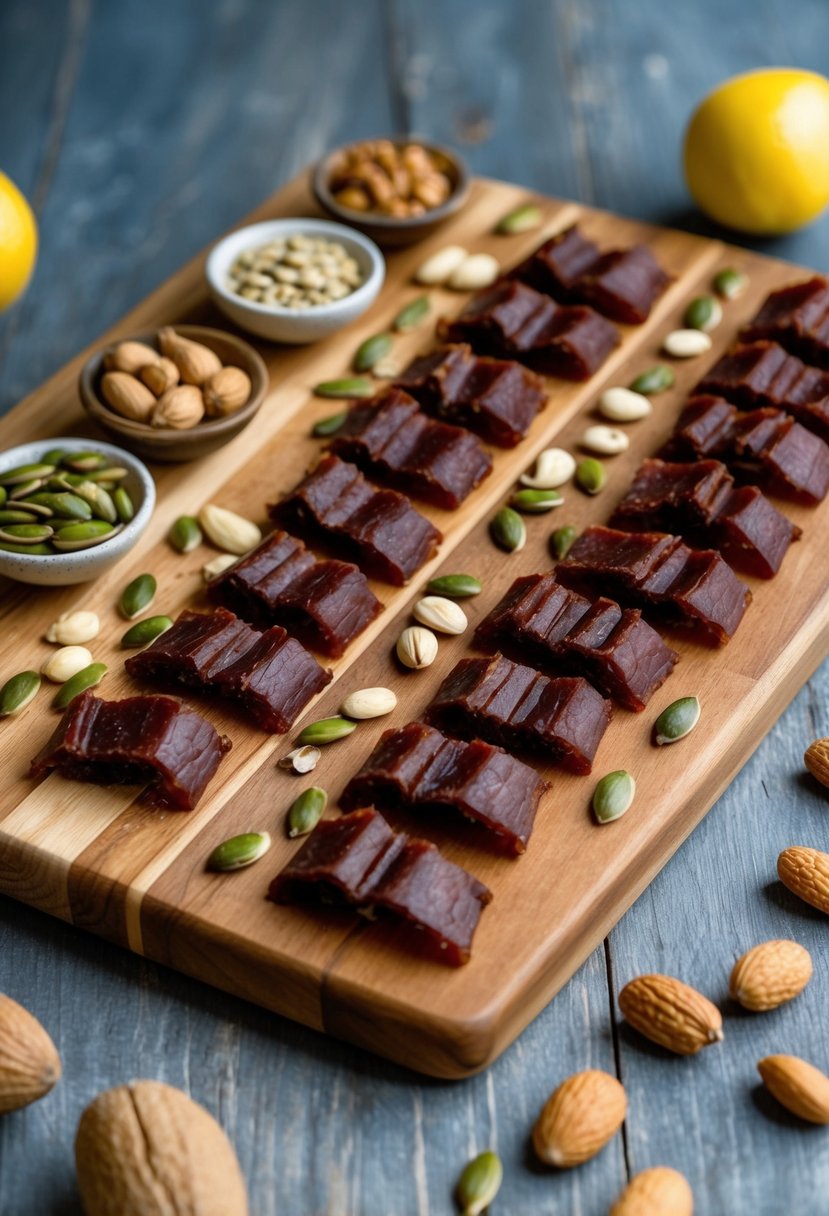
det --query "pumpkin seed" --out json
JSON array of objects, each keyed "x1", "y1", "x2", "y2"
[
  {"x1": 61, "y1": 451, "x2": 108, "y2": 473},
  {"x1": 341, "y1": 686, "x2": 398, "y2": 720},
  {"x1": 0, "y1": 509, "x2": 46, "y2": 525},
  {"x1": 426, "y1": 573, "x2": 482, "y2": 598},
  {"x1": 0, "y1": 524, "x2": 53, "y2": 543},
  {"x1": 496, "y1": 204, "x2": 542, "y2": 234},
  {"x1": 207, "y1": 831, "x2": 271, "y2": 872},
  {"x1": 550, "y1": 525, "x2": 578, "y2": 560},
  {"x1": 0, "y1": 487, "x2": 6, "y2": 506},
  {"x1": 392, "y1": 295, "x2": 431, "y2": 332},
  {"x1": 52, "y1": 521, "x2": 120, "y2": 551},
  {"x1": 592, "y1": 769, "x2": 636, "y2": 824},
  {"x1": 598, "y1": 386, "x2": 652, "y2": 423},
  {"x1": 520, "y1": 447, "x2": 576, "y2": 490},
  {"x1": 684, "y1": 294, "x2": 722, "y2": 333},
  {"x1": 277, "y1": 745, "x2": 321, "y2": 774},
  {"x1": 42, "y1": 645, "x2": 94, "y2": 684},
  {"x1": 0, "y1": 541, "x2": 52, "y2": 554},
  {"x1": 83, "y1": 466, "x2": 128, "y2": 482},
  {"x1": 8, "y1": 478, "x2": 46, "y2": 499},
  {"x1": 0, "y1": 670, "x2": 40, "y2": 716},
  {"x1": 629, "y1": 364, "x2": 675, "y2": 395},
  {"x1": 510, "y1": 488, "x2": 563, "y2": 513},
  {"x1": 52, "y1": 662, "x2": 107, "y2": 709},
  {"x1": 297, "y1": 716, "x2": 357, "y2": 745},
  {"x1": 312, "y1": 411, "x2": 348, "y2": 437},
  {"x1": 73, "y1": 480, "x2": 117, "y2": 524},
  {"x1": 120, "y1": 615, "x2": 173, "y2": 648},
  {"x1": 6, "y1": 500, "x2": 52, "y2": 517},
  {"x1": 581, "y1": 425, "x2": 629, "y2": 456},
  {"x1": 575, "y1": 457, "x2": 606, "y2": 495},
  {"x1": 119, "y1": 572, "x2": 157, "y2": 619},
  {"x1": 456, "y1": 1150, "x2": 503, "y2": 1216},
  {"x1": 169, "y1": 514, "x2": 203, "y2": 553},
  {"x1": 490, "y1": 506, "x2": 526, "y2": 552},
  {"x1": 714, "y1": 267, "x2": 748, "y2": 300},
  {"x1": 287, "y1": 786, "x2": 328, "y2": 837},
  {"x1": 23, "y1": 492, "x2": 92, "y2": 521},
  {"x1": 663, "y1": 328, "x2": 713, "y2": 358},
  {"x1": 396, "y1": 625, "x2": 438, "y2": 670},
  {"x1": 113, "y1": 487, "x2": 134, "y2": 523},
  {"x1": 354, "y1": 333, "x2": 393, "y2": 373},
  {"x1": 654, "y1": 695, "x2": 701, "y2": 745},
  {"x1": 313, "y1": 377, "x2": 375, "y2": 399},
  {"x1": 41, "y1": 448, "x2": 68, "y2": 465},
  {"x1": 0, "y1": 462, "x2": 57, "y2": 486}
]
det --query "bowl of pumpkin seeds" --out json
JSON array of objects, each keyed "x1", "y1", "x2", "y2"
[{"x1": 0, "y1": 437, "x2": 155, "y2": 585}]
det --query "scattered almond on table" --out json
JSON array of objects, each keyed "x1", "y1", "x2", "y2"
[
  {"x1": 729, "y1": 939, "x2": 813, "y2": 1011},
  {"x1": 609, "y1": 1166, "x2": 694, "y2": 1216},
  {"x1": 532, "y1": 1069, "x2": 627, "y2": 1168},
  {"x1": 618, "y1": 973, "x2": 723, "y2": 1055},
  {"x1": 0, "y1": 993, "x2": 61, "y2": 1114}
]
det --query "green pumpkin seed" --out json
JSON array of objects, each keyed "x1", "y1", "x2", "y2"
[
  {"x1": 575, "y1": 457, "x2": 606, "y2": 495},
  {"x1": 426, "y1": 573, "x2": 482, "y2": 599},
  {"x1": 297, "y1": 716, "x2": 358, "y2": 746},
  {"x1": 121, "y1": 615, "x2": 173, "y2": 648},
  {"x1": 0, "y1": 524, "x2": 54, "y2": 543},
  {"x1": 52, "y1": 521, "x2": 119, "y2": 551},
  {"x1": 23, "y1": 492, "x2": 92, "y2": 521},
  {"x1": 73, "y1": 480, "x2": 117, "y2": 524},
  {"x1": 490, "y1": 506, "x2": 526, "y2": 553},
  {"x1": 83, "y1": 465, "x2": 128, "y2": 483},
  {"x1": 713, "y1": 267, "x2": 748, "y2": 300},
  {"x1": 654, "y1": 695, "x2": 701, "y2": 746},
  {"x1": 9, "y1": 478, "x2": 46, "y2": 499},
  {"x1": 393, "y1": 295, "x2": 431, "y2": 332},
  {"x1": 592, "y1": 769, "x2": 636, "y2": 824},
  {"x1": 51, "y1": 472, "x2": 85, "y2": 487},
  {"x1": 510, "y1": 487, "x2": 563, "y2": 513},
  {"x1": 0, "y1": 509, "x2": 45, "y2": 524},
  {"x1": 456, "y1": 1150, "x2": 503, "y2": 1216},
  {"x1": 313, "y1": 377, "x2": 376, "y2": 399},
  {"x1": 287, "y1": 786, "x2": 328, "y2": 838},
  {"x1": 113, "y1": 487, "x2": 134, "y2": 523},
  {"x1": 61, "y1": 451, "x2": 109, "y2": 473},
  {"x1": 312, "y1": 411, "x2": 348, "y2": 438},
  {"x1": 0, "y1": 541, "x2": 52, "y2": 554},
  {"x1": 683, "y1": 295, "x2": 722, "y2": 333},
  {"x1": 629, "y1": 364, "x2": 675, "y2": 395},
  {"x1": 550, "y1": 525, "x2": 578, "y2": 560},
  {"x1": 169, "y1": 515, "x2": 202, "y2": 553},
  {"x1": 207, "y1": 831, "x2": 272, "y2": 872},
  {"x1": 496, "y1": 203, "x2": 542, "y2": 235},
  {"x1": 353, "y1": 333, "x2": 393, "y2": 373},
  {"x1": 40, "y1": 448, "x2": 68, "y2": 465},
  {"x1": 119, "y1": 572, "x2": 157, "y2": 619},
  {"x1": 0, "y1": 487, "x2": 6, "y2": 507},
  {"x1": 0, "y1": 462, "x2": 57, "y2": 486},
  {"x1": 52, "y1": 662, "x2": 108, "y2": 709},
  {"x1": 7, "y1": 500, "x2": 51, "y2": 517},
  {"x1": 0, "y1": 670, "x2": 41, "y2": 716}
]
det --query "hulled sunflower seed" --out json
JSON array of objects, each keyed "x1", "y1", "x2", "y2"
[
  {"x1": 520, "y1": 448, "x2": 576, "y2": 490},
  {"x1": 120, "y1": 615, "x2": 174, "y2": 648},
  {"x1": 297, "y1": 717, "x2": 357, "y2": 745},
  {"x1": 592, "y1": 769, "x2": 636, "y2": 824},
  {"x1": 287, "y1": 786, "x2": 328, "y2": 837},
  {"x1": 413, "y1": 596, "x2": 468, "y2": 635},
  {"x1": 490, "y1": 506, "x2": 526, "y2": 552},
  {"x1": 396, "y1": 625, "x2": 438, "y2": 670},
  {"x1": 341, "y1": 687, "x2": 398, "y2": 720},
  {"x1": 426, "y1": 573, "x2": 482, "y2": 598},
  {"x1": 52, "y1": 662, "x2": 107, "y2": 709},
  {"x1": 0, "y1": 670, "x2": 40, "y2": 716},
  {"x1": 207, "y1": 831, "x2": 271, "y2": 872},
  {"x1": 119, "y1": 572, "x2": 157, "y2": 619},
  {"x1": 654, "y1": 696, "x2": 701, "y2": 745}
]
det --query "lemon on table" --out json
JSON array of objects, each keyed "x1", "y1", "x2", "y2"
[
  {"x1": 0, "y1": 171, "x2": 37, "y2": 311},
  {"x1": 683, "y1": 68, "x2": 829, "y2": 235}
]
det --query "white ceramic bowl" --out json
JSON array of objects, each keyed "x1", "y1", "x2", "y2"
[
  {"x1": 0, "y1": 437, "x2": 155, "y2": 586},
  {"x1": 205, "y1": 218, "x2": 385, "y2": 344}
]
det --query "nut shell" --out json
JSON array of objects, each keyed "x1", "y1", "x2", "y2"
[
  {"x1": 758, "y1": 1054, "x2": 829, "y2": 1124},
  {"x1": 0, "y1": 993, "x2": 61, "y2": 1113},
  {"x1": 729, "y1": 939, "x2": 812, "y2": 1011},
  {"x1": 777, "y1": 845, "x2": 829, "y2": 915},
  {"x1": 804, "y1": 737, "x2": 829, "y2": 787},
  {"x1": 610, "y1": 1166, "x2": 694, "y2": 1216},
  {"x1": 532, "y1": 1069, "x2": 626, "y2": 1168},
  {"x1": 618, "y1": 973, "x2": 723, "y2": 1055}
]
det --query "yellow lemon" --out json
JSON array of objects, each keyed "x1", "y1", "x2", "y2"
[
  {"x1": 683, "y1": 68, "x2": 829, "y2": 235},
  {"x1": 0, "y1": 171, "x2": 38, "y2": 311}
]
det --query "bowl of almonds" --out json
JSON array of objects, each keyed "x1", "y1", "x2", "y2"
[{"x1": 79, "y1": 325, "x2": 268, "y2": 462}]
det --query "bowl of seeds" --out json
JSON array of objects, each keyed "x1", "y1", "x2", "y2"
[
  {"x1": 0, "y1": 437, "x2": 155, "y2": 586},
  {"x1": 205, "y1": 218, "x2": 385, "y2": 343}
]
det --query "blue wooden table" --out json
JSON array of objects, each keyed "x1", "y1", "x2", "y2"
[{"x1": 1, "y1": 2, "x2": 828, "y2": 1212}]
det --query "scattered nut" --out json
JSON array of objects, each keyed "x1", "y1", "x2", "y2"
[
  {"x1": 662, "y1": 328, "x2": 713, "y2": 358},
  {"x1": 412, "y1": 595, "x2": 468, "y2": 635},
  {"x1": 0, "y1": 993, "x2": 61, "y2": 1114},
  {"x1": 202, "y1": 553, "x2": 238, "y2": 582},
  {"x1": 777, "y1": 845, "x2": 829, "y2": 915},
  {"x1": 396, "y1": 624, "x2": 438, "y2": 670},
  {"x1": 618, "y1": 973, "x2": 723, "y2": 1055},
  {"x1": 341, "y1": 687, "x2": 398, "y2": 719},
  {"x1": 415, "y1": 245, "x2": 468, "y2": 286},
  {"x1": 45, "y1": 611, "x2": 100, "y2": 646},
  {"x1": 610, "y1": 1167, "x2": 693, "y2": 1216},
  {"x1": 199, "y1": 503, "x2": 261, "y2": 555},
  {"x1": 41, "y1": 645, "x2": 94, "y2": 684},
  {"x1": 447, "y1": 252, "x2": 501, "y2": 291},
  {"x1": 520, "y1": 448, "x2": 576, "y2": 489},
  {"x1": 598, "y1": 386, "x2": 652, "y2": 423},
  {"x1": 730, "y1": 939, "x2": 813, "y2": 1011},
  {"x1": 532, "y1": 1069, "x2": 627, "y2": 1168}
]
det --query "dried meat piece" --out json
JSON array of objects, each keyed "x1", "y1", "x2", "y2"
[
  {"x1": 425, "y1": 653, "x2": 611, "y2": 774},
  {"x1": 268, "y1": 455, "x2": 442, "y2": 585},
  {"x1": 207, "y1": 529, "x2": 381, "y2": 657},
  {"x1": 741, "y1": 277, "x2": 829, "y2": 368},
  {"x1": 396, "y1": 343, "x2": 547, "y2": 447},
  {"x1": 126, "y1": 608, "x2": 332, "y2": 733},
  {"x1": 268, "y1": 807, "x2": 491, "y2": 965},
  {"x1": 341, "y1": 721, "x2": 548, "y2": 854},
  {"x1": 510, "y1": 225, "x2": 601, "y2": 294},
  {"x1": 697, "y1": 341, "x2": 829, "y2": 442},
  {"x1": 30, "y1": 692, "x2": 230, "y2": 810},
  {"x1": 474, "y1": 573, "x2": 678, "y2": 711},
  {"x1": 329, "y1": 387, "x2": 492, "y2": 508}
]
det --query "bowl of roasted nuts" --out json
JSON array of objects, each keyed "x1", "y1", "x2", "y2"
[
  {"x1": 313, "y1": 138, "x2": 470, "y2": 246},
  {"x1": 205, "y1": 218, "x2": 385, "y2": 344},
  {"x1": 0, "y1": 437, "x2": 155, "y2": 586},
  {"x1": 79, "y1": 325, "x2": 268, "y2": 462}
]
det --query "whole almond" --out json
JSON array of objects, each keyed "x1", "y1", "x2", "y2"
[
  {"x1": 159, "y1": 327, "x2": 222, "y2": 385},
  {"x1": 139, "y1": 356, "x2": 180, "y2": 396},
  {"x1": 758, "y1": 1054, "x2": 829, "y2": 1124},
  {"x1": 804, "y1": 737, "x2": 829, "y2": 787},
  {"x1": 103, "y1": 340, "x2": 160, "y2": 375},
  {"x1": 532, "y1": 1069, "x2": 626, "y2": 1168},
  {"x1": 777, "y1": 845, "x2": 829, "y2": 915},
  {"x1": 0, "y1": 993, "x2": 61, "y2": 1113},
  {"x1": 202, "y1": 366, "x2": 252, "y2": 417},
  {"x1": 729, "y1": 939, "x2": 813, "y2": 1011},
  {"x1": 151, "y1": 384, "x2": 205, "y2": 429},
  {"x1": 100, "y1": 371, "x2": 156, "y2": 423},
  {"x1": 619, "y1": 974, "x2": 723, "y2": 1055},
  {"x1": 610, "y1": 1166, "x2": 693, "y2": 1216}
]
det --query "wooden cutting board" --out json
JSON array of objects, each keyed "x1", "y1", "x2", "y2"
[{"x1": 0, "y1": 172, "x2": 826, "y2": 1079}]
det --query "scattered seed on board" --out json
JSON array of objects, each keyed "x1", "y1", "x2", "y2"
[
  {"x1": 45, "y1": 610, "x2": 100, "y2": 646},
  {"x1": 426, "y1": 573, "x2": 482, "y2": 599},
  {"x1": 413, "y1": 596, "x2": 468, "y2": 635},
  {"x1": 312, "y1": 411, "x2": 347, "y2": 437},
  {"x1": 550, "y1": 525, "x2": 578, "y2": 560},
  {"x1": 120, "y1": 615, "x2": 174, "y2": 649},
  {"x1": 42, "y1": 646, "x2": 94, "y2": 684},
  {"x1": 52, "y1": 662, "x2": 107, "y2": 710},
  {"x1": 654, "y1": 696, "x2": 701, "y2": 745},
  {"x1": 592, "y1": 770, "x2": 636, "y2": 824},
  {"x1": 629, "y1": 364, "x2": 675, "y2": 395},
  {"x1": 520, "y1": 448, "x2": 576, "y2": 489},
  {"x1": 662, "y1": 329, "x2": 713, "y2": 358},
  {"x1": 0, "y1": 670, "x2": 41, "y2": 716},
  {"x1": 119, "y1": 572, "x2": 157, "y2": 620},
  {"x1": 510, "y1": 488, "x2": 563, "y2": 513},
  {"x1": 581, "y1": 425, "x2": 629, "y2": 456},
  {"x1": 203, "y1": 553, "x2": 237, "y2": 582},
  {"x1": 496, "y1": 204, "x2": 542, "y2": 235},
  {"x1": 684, "y1": 295, "x2": 722, "y2": 333},
  {"x1": 207, "y1": 831, "x2": 271, "y2": 872},
  {"x1": 392, "y1": 295, "x2": 431, "y2": 332},
  {"x1": 455, "y1": 1150, "x2": 503, "y2": 1216},
  {"x1": 353, "y1": 333, "x2": 393, "y2": 373},
  {"x1": 198, "y1": 503, "x2": 261, "y2": 555},
  {"x1": 277, "y1": 745, "x2": 321, "y2": 774},
  {"x1": 341, "y1": 687, "x2": 398, "y2": 720},
  {"x1": 714, "y1": 267, "x2": 748, "y2": 300},
  {"x1": 415, "y1": 245, "x2": 468, "y2": 286},
  {"x1": 575, "y1": 457, "x2": 606, "y2": 495},
  {"x1": 490, "y1": 506, "x2": 526, "y2": 552},
  {"x1": 448, "y1": 253, "x2": 501, "y2": 291},
  {"x1": 598, "y1": 387, "x2": 652, "y2": 423},
  {"x1": 313, "y1": 377, "x2": 375, "y2": 399},
  {"x1": 287, "y1": 786, "x2": 328, "y2": 837},
  {"x1": 297, "y1": 717, "x2": 357, "y2": 746},
  {"x1": 396, "y1": 625, "x2": 438, "y2": 670},
  {"x1": 169, "y1": 515, "x2": 202, "y2": 553}
]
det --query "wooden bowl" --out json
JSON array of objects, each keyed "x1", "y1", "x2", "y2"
[
  {"x1": 79, "y1": 326, "x2": 268, "y2": 463},
  {"x1": 312, "y1": 139, "x2": 470, "y2": 247}
]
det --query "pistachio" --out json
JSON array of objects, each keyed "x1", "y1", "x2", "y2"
[
  {"x1": 684, "y1": 294, "x2": 723, "y2": 333},
  {"x1": 490, "y1": 506, "x2": 526, "y2": 552},
  {"x1": 520, "y1": 448, "x2": 576, "y2": 490},
  {"x1": 0, "y1": 462, "x2": 57, "y2": 486},
  {"x1": 396, "y1": 625, "x2": 439, "y2": 670},
  {"x1": 0, "y1": 670, "x2": 40, "y2": 716},
  {"x1": 73, "y1": 481, "x2": 117, "y2": 524},
  {"x1": 198, "y1": 503, "x2": 261, "y2": 555},
  {"x1": 426, "y1": 573, "x2": 482, "y2": 599},
  {"x1": 46, "y1": 611, "x2": 100, "y2": 646},
  {"x1": 654, "y1": 696, "x2": 701, "y2": 745},
  {"x1": 496, "y1": 204, "x2": 542, "y2": 234},
  {"x1": 313, "y1": 377, "x2": 375, "y2": 399},
  {"x1": 42, "y1": 646, "x2": 94, "y2": 684},
  {"x1": 629, "y1": 364, "x2": 675, "y2": 395},
  {"x1": 575, "y1": 457, "x2": 606, "y2": 495},
  {"x1": 455, "y1": 1150, "x2": 503, "y2": 1216},
  {"x1": 287, "y1": 786, "x2": 328, "y2": 838},
  {"x1": 297, "y1": 717, "x2": 358, "y2": 746},
  {"x1": 158, "y1": 327, "x2": 222, "y2": 386},
  {"x1": 207, "y1": 831, "x2": 271, "y2": 872},
  {"x1": 415, "y1": 245, "x2": 468, "y2": 286},
  {"x1": 341, "y1": 687, "x2": 398, "y2": 720},
  {"x1": 448, "y1": 253, "x2": 501, "y2": 291},
  {"x1": 714, "y1": 267, "x2": 748, "y2": 299},
  {"x1": 52, "y1": 521, "x2": 119, "y2": 551},
  {"x1": 550, "y1": 525, "x2": 578, "y2": 560},
  {"x1": 52, "y1": 662, "x2": 108, "y2": 709},
  {"x1": 312, "y1": 411, "x2": 347, "y2": 438},
  {"x1": 510, "y1": 488, "x2": 563, "y2": 513},
  {"x1": 113, "y1": 487, "x2": 134, "y2": 524},
  {"x1": 392, "y1": 295, "x2": 431, "y2": 332},
  {"x1": 119, "y1": 573, "x2": 157, "y2": 619},
  {"x1": 120, "y1": 615, "x2": 174, "y2": 649},
  {"x1": 0, "y1": 523, "x2": 54, "y2": 544},
  {"x1": 169, "y1": 514, "x2": 203, "y2": 553},
  {"x1": 413, "y1": 595, "x2": 468, "y2": 635},
  {"x1": 277, "y1": 745, "x2": 321, "y2": 774},
  {"x1": 592, "y1": 770, "x2": 636, "y2": 824},
  {"x1": 353, "y1": 333, "x2": 393, "y2": 373},
  {"x1": 598, "y1": 386, "x2": 653, "y2": 423},
  {"x1": 202, "y1": 553, "x2": 238, "y2": 582},
  {"x1": 581, "y1": 425, "x2": 629, "y2": 456},
  {"x1": 662, "y1": 329, "x2": 713, "y2": 358}
]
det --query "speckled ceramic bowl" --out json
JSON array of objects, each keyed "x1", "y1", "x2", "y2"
[{"x1": 0, "y1": 437, "x2": 155, "y2": 586}]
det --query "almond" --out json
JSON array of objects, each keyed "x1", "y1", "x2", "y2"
[
  {"x1": 804, "y1": 737, "x2": 829, "y2": 787},
  {"x1": 202, "y1": 366, "x2": 252, "y2": 417},
  {"x1": 159, "y1": 327, "x2": 222, "y2": 385},
  {"x1": 103, "y1": 340, "x2": 160, "y2": 375},
  {"x1": 0, "y1": 993, "x2": 61, "y2": 1113},
  {"x1": 100, "y1": 371, "x2": 156, "y2": 423},
  {"x1": 729, "y1": 939, "x2": 813, "y2": 1011},
  {"x1": 610, "y1": 1166, "x2": 694, "y2": 1215},
  {"x1": 139, "y1": 356, "x2": 180, "y2": 396},
  {"x1": 758, "y1": 1054, "x2": 829, "y2": 1124},
  {"x1": 618, "y1": 974, "x2": 723, "y2": 1055},
  {"x1": 777, "y1": 845, "x2": 829, "y2": 914},
  {"x1": 532, "y1": 1068, "x2": 626, "y2": 1168}
]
